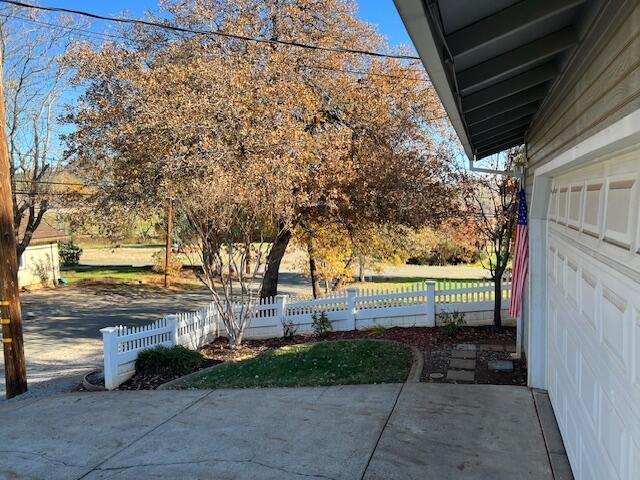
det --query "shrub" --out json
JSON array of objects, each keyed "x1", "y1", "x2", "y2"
[
  {"x1": 151, "y1": 248, "x2": 183, "y2": 275},
  {"x1": 34, "y1": 257, "x2": 51, "y2": 286},
  {"x1": 311, "y1": 312, "x2": 332, "y2": 336},
  {"x1": 59, "y1": 240, "x2": 83, "y2": 267},
  {"x1": 438, "y1": 310, "x2": 466, "y2": 337},
  {"x1": 282, "y1": 319, "x2": 298, "y2": 339},
  {"x1": 135, "y1": 345, "x2": 203, "y2": 377}
]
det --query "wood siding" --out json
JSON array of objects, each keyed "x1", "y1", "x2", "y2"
[{"x1": 526, "y1": 0, "x2": 640, "y2": 191}]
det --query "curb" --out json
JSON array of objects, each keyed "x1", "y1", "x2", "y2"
[
  {"x1": 406, "y1": 346, "x2": 424, "y2": 383},
  {"x1": 157, "y1": 362, "x2": 227, "y2": 390},
  {"x1": 82, "y1": 370, "x2": 107, "y2": 392}
]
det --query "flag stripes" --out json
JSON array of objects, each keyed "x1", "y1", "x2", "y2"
[{"x1": 509, "y1": 189, "x2": 529, "y2": 318}]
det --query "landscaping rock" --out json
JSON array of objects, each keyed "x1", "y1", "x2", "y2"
[
  {"x1": 449, "y1": 358, "x2": 476, "y2": 370},
  {"x1": 451, "y1": 349, "x2": 476, "y2": 359},
  {"x1": 446, "y1": 370, "x2": 474, "y2": 382},
  {"x1": 488, "y1": 360, "x2": 513, "y2": 372},
  {"x1": 481, "y1": 344, "x2": 505, "y2": 352}
]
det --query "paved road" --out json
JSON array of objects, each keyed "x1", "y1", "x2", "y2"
[{"x1": 0, "y1": 383, "x2": 556, "y2": 479}]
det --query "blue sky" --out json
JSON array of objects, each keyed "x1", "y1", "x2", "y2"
[{"x1": 46, "y1": 0, "x2": 414, "y2": 50}]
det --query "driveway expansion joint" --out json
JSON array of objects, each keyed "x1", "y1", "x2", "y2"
[{"x1": 76, "y1": 389, "x2": 215, "y2": 480}]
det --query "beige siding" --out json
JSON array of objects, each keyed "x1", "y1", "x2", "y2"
[
  {"x1": 526, "y1": 0, "x2": 640, "y2": 191},
  {"x1": 18, "y1": 243, "x2": 61, "y2": 289}
]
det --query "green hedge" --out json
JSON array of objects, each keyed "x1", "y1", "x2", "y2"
[{"x1": 136, "y1": 345, "x2": 203, "y2": 377}]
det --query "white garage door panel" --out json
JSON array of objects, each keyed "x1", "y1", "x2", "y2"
[{"x1": 547, "y1": 150, "x2": 640, "y2": 480}]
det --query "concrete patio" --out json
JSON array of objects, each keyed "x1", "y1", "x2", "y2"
[{"x1": 0, "y1": 383, "x2": 563, "y2": 479}]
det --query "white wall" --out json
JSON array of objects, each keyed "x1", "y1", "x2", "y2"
[{"x1": 18, "y1": 242, "x2": 60, "y2": 289}]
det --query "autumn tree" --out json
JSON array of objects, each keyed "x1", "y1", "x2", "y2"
[
  {"x1": 462, "y1": 151, "x2": 520, "y2": 329},
  {"x1": 180, "y1": 166, "x2": 291, "y2": 348},
  {"x1": 63, "y1": 0, "x2": 456, "y2": 303}
]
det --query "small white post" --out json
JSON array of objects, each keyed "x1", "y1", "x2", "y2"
[
  {"x1": 275, "y1": 294, "x2": 287, "y2": 324},
  {"x1": 426, "y1": 281, "x2": 436, "y2": 327},
  {"x1": 100, "y1": 327, "x2": 119, "y2": 390},
  {"x1": 166, "y1": 314, "x2": 179, "y2": 346},
  {"x1": 347, "y1": 288, "x2": 358, "y2": 330}
]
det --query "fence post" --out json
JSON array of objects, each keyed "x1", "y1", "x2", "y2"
[
  {"x1": 347, "y1": 288, "x2": 358, "y2": 330},
  {"x1": 166, "y1": 314, "x2": 179, "y2": 346},
  {"x1": 275, "y1": 294, "x2": 288, "y2": 325},
  {"x1": 426, "y1": 281, "x2": 436, "y2": 327},
  {"x1": 100, "y1": 327, "x2": 119, "y2": 390}
]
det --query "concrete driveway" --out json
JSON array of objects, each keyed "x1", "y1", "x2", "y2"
[{"x1": 0, "y1": 383, "x2": 556, "y2": 479}]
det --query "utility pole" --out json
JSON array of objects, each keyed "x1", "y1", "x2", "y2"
[
  {"x1": 164, "y1": 198, "x2": 173, "y2": 288},
  {"x1": 0, "y1": 46, "x2": 27, "y2": 398}
]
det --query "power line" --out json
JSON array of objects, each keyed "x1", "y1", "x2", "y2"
[
  {"x1": 0, "y1": 12, "x2": 130, "y2": 42},
  {"x1": 13, "y1": 179, "x2": 98, "y2": 187},
  {"x1": 0, "y1": 0, "x2": 421, "y2": 61},
  {"x1": 13, "y1": 190, "x2": 87, "y2": 194},
  {"x1": 0, "y1": 11, "x2": 429, "y2": 83}
]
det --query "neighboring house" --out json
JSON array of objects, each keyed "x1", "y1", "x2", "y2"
[
  {"x1": 394, "y1": 1, "x2": 640, "y2": 479},
  {"x1": 17, "y1": 222, "x2": 67, "y2": 289}
]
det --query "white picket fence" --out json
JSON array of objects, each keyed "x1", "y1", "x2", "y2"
[{"x1": 100, "y1": 278, "x2": 512, "y2": 389}]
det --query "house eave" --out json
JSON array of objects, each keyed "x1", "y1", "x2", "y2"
[{"x1": 393, "y1": 0, "x2": 474, "y2": 160}]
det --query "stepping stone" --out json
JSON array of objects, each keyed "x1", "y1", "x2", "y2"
[
  {"x1": 481, "y1": 344, "x2": 504, "y2": 352},
  {"x1": 451, "y1": 349, "x2": 476, "y2": 359},
  {"x1": 446, "y1": 370, "x2": 475, "y2": 382},
  {"x1": 429, "y1": 372, "x2": 444, "y2": 380},
  {"x1": 488, "y1": 360, "x2": 513, "y2": 372},
  {"x1": 455, "y1": 344, "x2": 477, "y2": 351},
  {"x1": 449, "y1": 358, "x2": 476, "y2": 370}
]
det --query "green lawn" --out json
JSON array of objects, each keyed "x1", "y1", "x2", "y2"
[
  {"x1": 352, "y1": 276, "x2": 491, "y2": 291},
  {"x1": 60, "y1": 265, "x2": 157, "y2": 283},
  {"x1": 59, "y1": 265, "x2": 201, "y2": 289},
  {"x1": 172, "y1": 340, "x2": 412, "y2": 389}
]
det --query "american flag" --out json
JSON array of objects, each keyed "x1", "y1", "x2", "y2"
[{"x1": 509, "y1": 189, "x2": 529, "y2": 318}]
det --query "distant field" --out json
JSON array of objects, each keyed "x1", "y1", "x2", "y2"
[
  {"x1": 72, "y1": 244, "x2": 491, "y2": 296},
  {"x1": 60, "y1": 265, "x2": 202, "y2": 290}
]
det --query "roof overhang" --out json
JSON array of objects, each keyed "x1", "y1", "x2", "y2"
[{"x1": 393, "y1": 0, "x2": 597, "y2": 161}]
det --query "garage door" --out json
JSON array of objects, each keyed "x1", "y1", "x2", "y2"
[{"x1": 546, "y1": 149, "x2": 640, "y2": 480}]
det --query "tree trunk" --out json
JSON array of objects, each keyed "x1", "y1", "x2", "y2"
[
  {"x1": 261, "y1": 228, "x2": 291, "y2": 299},
  {"x1": 358, "y1": 255, "x2": 366, "y2": 282},
  {"x1": 493, "y1": 275, "x2": 503, "y2": 329},
  {"x1": 307, "y1": 244, "x2": 321, "y2": 299},
  {"x1": 245, "y1": 244, "x2": 251, "y2": 275},
  {"x1": 332, "y1": 257, "x2": 354, "y2": 291}
]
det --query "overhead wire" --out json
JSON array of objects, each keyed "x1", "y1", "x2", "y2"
[
  {"x1": 0, "y1": 0, "x2": 421, "y2": 60},
  {"x1": 0, "y1": 11, "x2": 430, "y2": 83}
]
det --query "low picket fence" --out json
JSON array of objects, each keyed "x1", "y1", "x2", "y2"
[{"x1": 100, "y1": 278, "x2": 512, "y2": 389}]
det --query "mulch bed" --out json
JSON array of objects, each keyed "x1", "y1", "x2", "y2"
[
  {"x1": 419, "y1": 327, "x2": 527, "y2": 385},
  {"x1": 82, "y1": 326, "x2": 526, "y2": 391},
  {"x1": 118, "y1": 358, "x2": 222, "y2": 390},
  {"x1": 79, "y1": 358, "x2": 223, "y2": 391}
]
